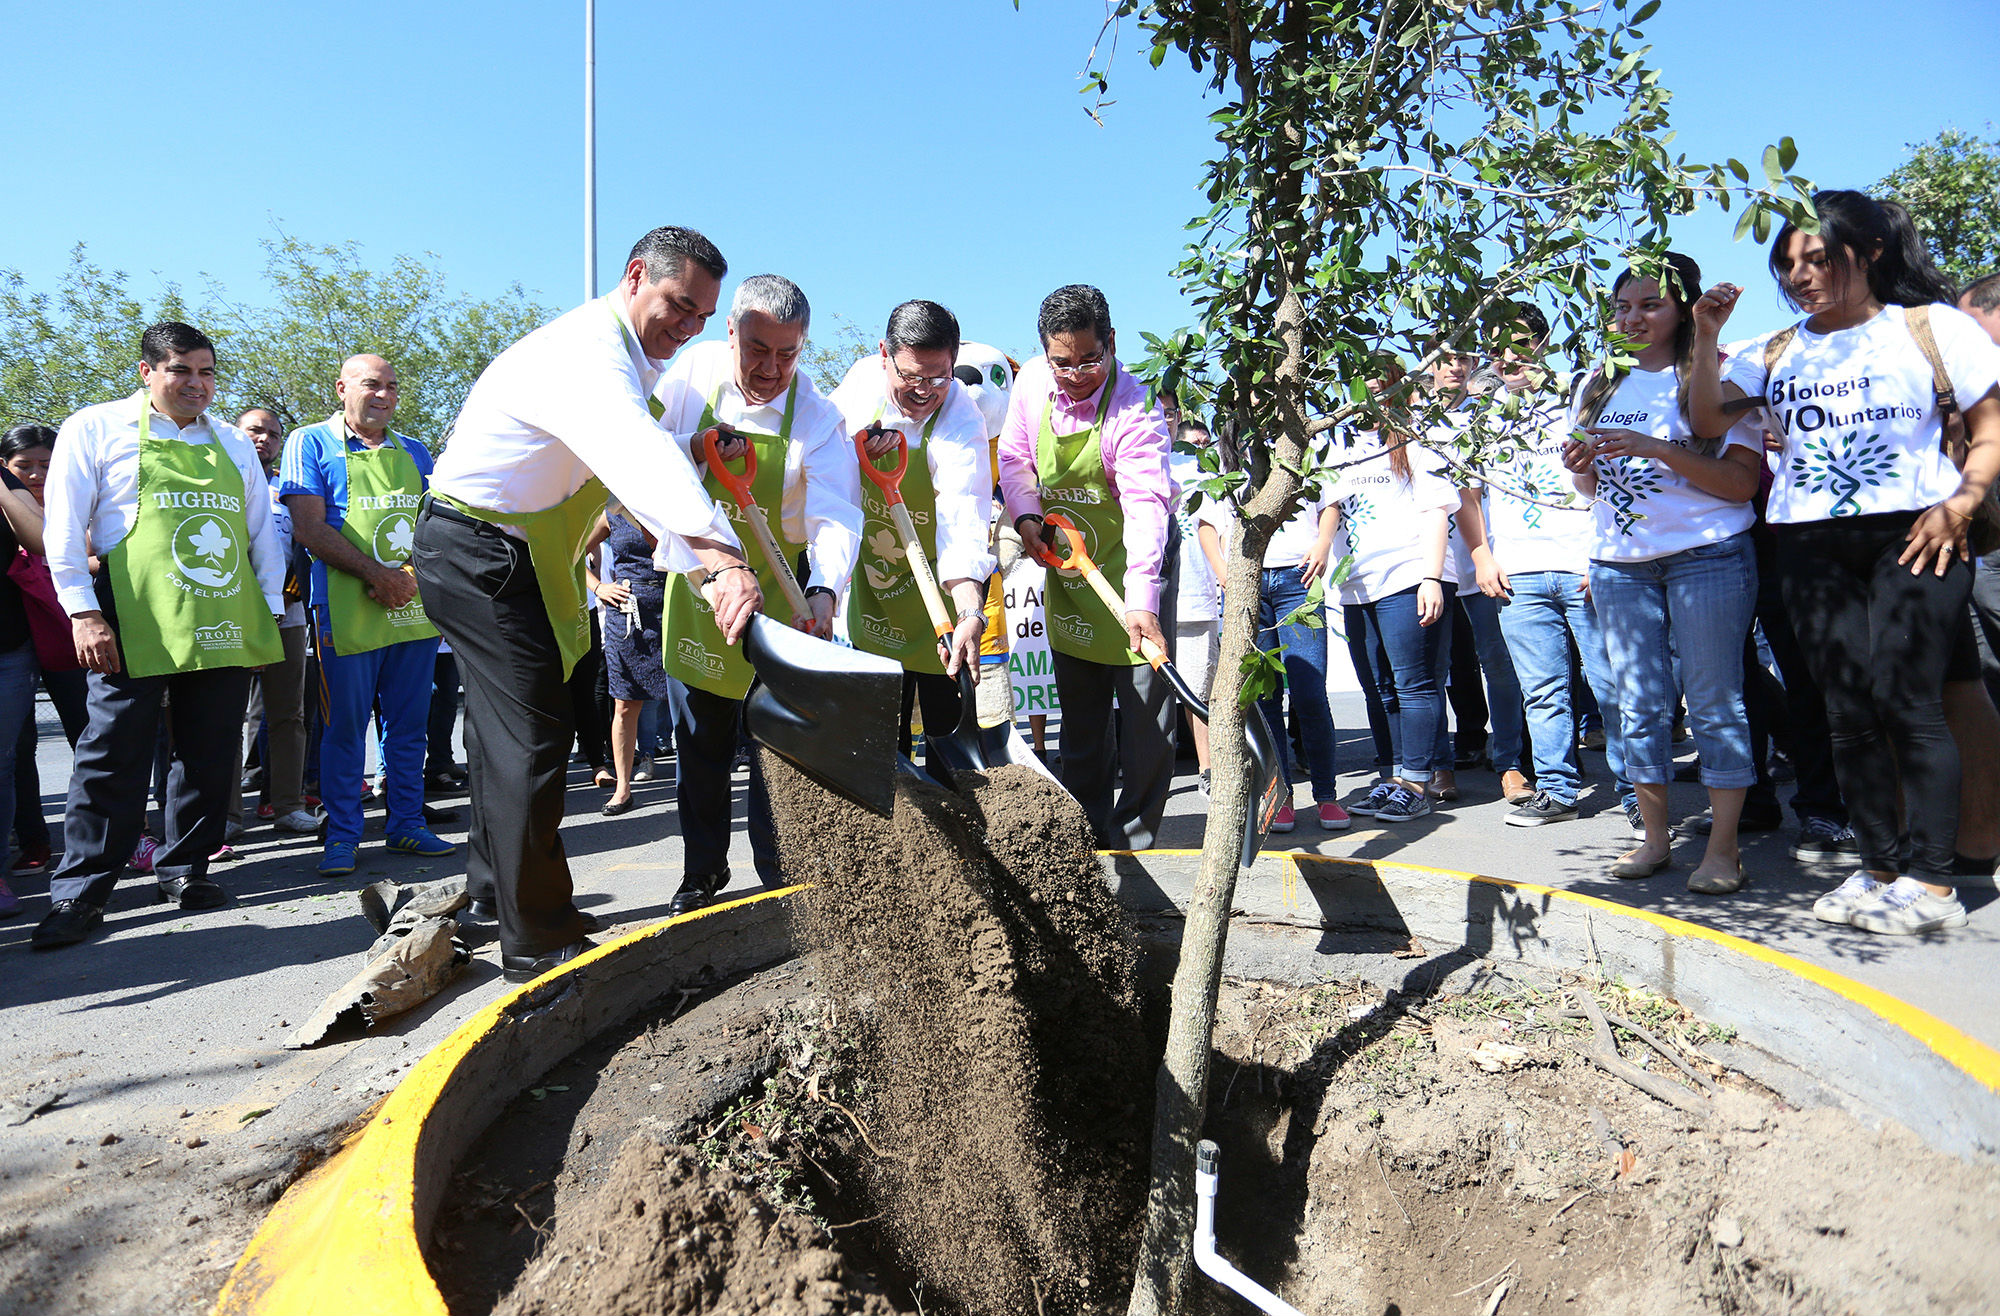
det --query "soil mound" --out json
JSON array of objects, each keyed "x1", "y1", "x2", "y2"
[
  {"x1": 493, "y1": 1138, "x2": 899, "y2": 1316},
  {"x1": 767, "y1": 757, "x2": 1151, "y2": 1315}
]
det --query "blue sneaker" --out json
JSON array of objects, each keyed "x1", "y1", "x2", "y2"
[
  {"x1": 386, "y1": 828, "x2": 457, "y2": 858},
  {"x1": 317, "y1": 841, "x2": 359, "y2": 877}
]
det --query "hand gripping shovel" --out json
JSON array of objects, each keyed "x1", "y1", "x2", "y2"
[
  {"x1": 694, "y1": 430, "x2": 902, "y2": 816},
  {"x1": 856, "y1": 425, "x2": 1060, "y2": 790},
  {"x1": 1040, "y1": 511, "x2": 1284, "y2": 866}
]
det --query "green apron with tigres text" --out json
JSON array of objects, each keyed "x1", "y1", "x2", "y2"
[
  {"x1": 847, "y1": 402, "x2": 946, "y2": 673},
  {"x1": 106, "y1": 394, "x2": 284, "y2": 678},
  {"x1": 1035, "y1": 365, "x2": 1142, "y2": 666},
  {"x1": 661, "y1": 378, "x2": 804, "y2": 699},
  {"x1": 323, "y1": 430, "x2": 439, "y2": 655},
  {"x1": 432, "y1": 478, "x2": 606, "y2": 680}
]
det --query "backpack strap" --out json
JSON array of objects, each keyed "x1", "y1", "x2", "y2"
[{"x1": 1904, "y1": 305, "x2": 1968, "y2": 459}]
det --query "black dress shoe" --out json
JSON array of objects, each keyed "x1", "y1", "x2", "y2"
[
  {"x1": 667, "y1": 873, "x2": 728, "y2": 917},
  {"x1": 464, "y1": 899, "x2": 600, "y2": 935},
  {"x1": 500, "y1": 937, "x2": 596, "y2": 983},
  {"x1": 157, "y1": 875, "x2": 228, "y2": 910},
  {"x1": 32, "y1": 900, "x2": 104, "y2": 949},
  {"x1": 422, "y1": 803, "x2": 458, "y2": 825}
]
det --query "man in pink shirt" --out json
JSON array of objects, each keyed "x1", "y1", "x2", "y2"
[{"x1": 1000, "y1": 285, "x2": 1179, "y2": 848}]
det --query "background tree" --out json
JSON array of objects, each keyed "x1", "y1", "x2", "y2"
[
  {"x1": 1062, "y1": 2, "x2": 1815, "y2": 1311},
  {"x1": 1875, "y1": 127, "x2": 2000, "y2": 287},
  {"x1": 0, "y1": 246, "x2": 190, "y2": 428},
  {"x1": 799, "y1": 313, "x2": 877, "y2": 394}
]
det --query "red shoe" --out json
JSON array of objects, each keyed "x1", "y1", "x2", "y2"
[
  {"x1": 130, "y1": 834, "x2": 160, "y2": 875},
  {"x1": 1318, "y1": 802, "x2": 1352, "y2": 831},
  {"x1": 14, "y1": 843, "x2": 51, "y2": 873},
  {"x1": 256, "y1": 803, "x2": 276, "y2": 821},
  {"x1": 300, "y1": 793, "x2": 322, "y2": 809},
  {"x1": 1270, "y1": 801, "x2": 1296, "y2": 833}
]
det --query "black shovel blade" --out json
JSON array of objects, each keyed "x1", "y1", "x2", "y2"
[
  {"x1": 740, "y1": 615, "x2": 903, "y2": 816},
  {"x1": 920, "y1": 664, "x2": 1070, "y2": 796}
]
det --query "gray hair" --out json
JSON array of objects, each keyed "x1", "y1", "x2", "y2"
[{"x1": 730, "y1": 274, "x2": 810, "y2": 334}]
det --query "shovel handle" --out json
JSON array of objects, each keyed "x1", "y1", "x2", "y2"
[
  {"x1": 700, "y1": 429, "x2": 812, "y2": 628},
  {"x1": 854, "y1": 426, "x2": 910, "y2": 503},
  {"x1": 1043, "y1": 512, "x2": 1169, "y2": 669},
  {"x1": 701, "y1": 428, "x2": 758, "y2": 506}
]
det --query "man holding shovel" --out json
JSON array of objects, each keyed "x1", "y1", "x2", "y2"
[
  {"x1": 416, "y1": 227, "x2": 760, "y2": 982},
  {"x1": 999, "y1": 285, "x2": 1179, "y2": 849},
  {"x1": 653, "y1": 274, "x2": 862, "y2": 915},
  {"x1": 831, "y1": 300, "x2": 995, "y2": 764}
]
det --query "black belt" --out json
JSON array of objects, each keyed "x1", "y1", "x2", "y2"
[{"x1": 422, "y1": 497, "x2": 508, "y2": 536}]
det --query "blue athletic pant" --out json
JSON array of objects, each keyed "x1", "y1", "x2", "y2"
[{"x1": 316, "y1": 610, "x2": 438, "y2": 845}]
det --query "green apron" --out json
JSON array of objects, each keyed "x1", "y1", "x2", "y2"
[
  {"x1": 105, "y1": 394, "x2": 285, "y2": 678},
  {"x1": 1034, "y1": 365, "x2": 1142, "y2": 666},
  {"x1": 432, "y1": 479, "x2": 607, "y2": 680},
  {"x1": 323, "y1": 427, "x2": 439, "y2": 655},
  {"x1": 660, "y1": 379, "x2": 803, "y2": 699},
  {"x1": 847, "y1": 402, "x2": 946, "y2": 673}
]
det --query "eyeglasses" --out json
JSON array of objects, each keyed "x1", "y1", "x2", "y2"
[
  {"x1": 891, "y1": 364, "x2": 953, "y2": 390},
  {"x1": 1049, "y1": 355, "x2": 1107, "y2": 380}
]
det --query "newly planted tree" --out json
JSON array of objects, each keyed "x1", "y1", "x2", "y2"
[{"x1": 1058, "y1": 3, "x2": 1815, "y2": 1310}]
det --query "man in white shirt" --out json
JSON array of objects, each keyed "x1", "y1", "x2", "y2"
[
  {"x1": 416, "y1": 227, "x2": 760, "y2": 982},
  {"x1": 830, "y1": 300, "x2": 994, "y2": 767},
  {"x1": 652, "y1": 275, "x2": 863, "y2": 915},
  {"x1": 34, "y1": 322, "x2": 288, "y2": 949}
]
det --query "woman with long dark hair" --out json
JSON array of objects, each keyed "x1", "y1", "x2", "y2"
[
  {"x1": 1692, "y1": 189, "x2": 2000, "y2": 935},
  {"x1": 1563, "y1": 253, "x2": 1764, "y2": 894}
]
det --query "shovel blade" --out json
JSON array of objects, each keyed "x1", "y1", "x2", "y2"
[
  {"x1": 1151, "y1": 658, "x2": 1281, "y2": 867},
  {"x1": 740, "y1": 616, "x2": 903, "y2": 816}
]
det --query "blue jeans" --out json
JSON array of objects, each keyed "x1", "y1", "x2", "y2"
[
  {"x1": 0, "y1": 644, "x2": 38, "y2": 883},
  {"x1": 1256, "y1": 566, "x2": 1339, "y2": 801},
  {"x1": 1589, "y1": 534, "x2": 1757, "y2": 788},
  {"x1": 1347, "y1": 583, "x2": 1456, "y2": 782},
  {"x1": 1456, "y1": 592, "x2": 1526, "y2": 773},
  {"x1": 318, "y1": 612, "x2": 440, "y2": 845},
  {"x1": 1496, "y1": 571, "x2": 1634, "y2": 808}
]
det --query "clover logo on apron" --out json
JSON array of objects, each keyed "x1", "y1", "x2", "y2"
[{"x1": 170, "y1": 512, "x2": 242, "y2": 588}]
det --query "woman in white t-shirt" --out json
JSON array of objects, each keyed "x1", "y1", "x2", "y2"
[
  {"x1": 1562, "y1": 252, "x2": 1764, "y2": 895},
  {"x1": 1690, "y1": 190, "x2": 2000, "y2": 936},
  {"x1": 1328, "y1": 408, "x2": 1459, "y2": 823}
]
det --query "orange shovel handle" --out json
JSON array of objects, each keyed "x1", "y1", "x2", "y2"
[
  {"x1": 1039, "y1": 511, "x2": 1095, "y2": 573},
  {"x1": 854, "y1": 426, "x2": 910, "y2": 505},
  {"x1": 701, "y1": 428, "x2": 758, "y2": 508}
]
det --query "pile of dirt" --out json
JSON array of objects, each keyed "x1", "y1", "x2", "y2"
[
  {"x1": 767, "y1": 757, "x2": 1151, "y2": 1315},
  {"x1": 494, "y1": 1139, "x2": 900, "y2": 1316}
]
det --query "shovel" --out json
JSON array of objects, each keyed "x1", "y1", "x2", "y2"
[
  {"x1": 856, "y1": 425, "x2": 1061, "y2": 791},
  {"x1": 1039, "y1": 511, "x2": 1284, "y2": 867},
  {"x1": 702, "y1": 428, "x2": 813, "y2": 627}
]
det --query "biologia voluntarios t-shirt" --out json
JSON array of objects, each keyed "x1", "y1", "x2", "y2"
[
  {"x1": 1324, "y1": 431, "x2": 1460, "y2": 604},
  {"x1": 1722, "y1": 303, "x2": 2000, "y2": 525},
  {"x1": 1474, "y1": 399, "x2": 1594, "y2": 577},
  {"x1": 1572, "y1": 365, "x2": 1758, "y2": 562}
]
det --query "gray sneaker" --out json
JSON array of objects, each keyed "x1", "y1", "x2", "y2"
[
  {"x1": 1347, "y1": 780, "x2": 1397, "y2": 818},
  {"x1": 1504, "y1": 791, "x2": 1578, "y2": 828},
  {"x1": 1791, "y1": 817, "x2": 1858, "y2": 864},
  {"x1": 1850, "y1": 877, "x2": 1969, "y2": 935},
  {"x1": 632, "y1": 755, "x2": 656, "y2": 783},
  {"x1": 1624, "y1": 799, "x2": 1645, "y2": 840},
  {"x1": 1373, "y1": 785, "x2": 1433, "y2": 823}
]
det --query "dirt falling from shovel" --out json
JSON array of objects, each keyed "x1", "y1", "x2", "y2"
[{"x1": 766, "y1": 755, "x2": 1152, "y2": 1315}]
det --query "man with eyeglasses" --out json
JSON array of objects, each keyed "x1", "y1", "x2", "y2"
[
  {"x1": 831, "y1": 301, "x2": 995, "y2": 767},
  {"x1": 999, "y1": 284, "x2": 1178, "y2": 848}
]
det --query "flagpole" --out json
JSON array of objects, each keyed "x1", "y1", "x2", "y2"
[{"x1": 583, "y1": 0, "x2": 599, "y2": 299}]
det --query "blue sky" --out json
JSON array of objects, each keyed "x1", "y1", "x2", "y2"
[{"x1": 4, "y1": 0, "x2": 1994, "y2": 374}]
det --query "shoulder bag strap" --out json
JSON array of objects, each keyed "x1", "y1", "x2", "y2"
[{"x1": 1903, "y1": 305, "x2": 1969, "y2": 463}]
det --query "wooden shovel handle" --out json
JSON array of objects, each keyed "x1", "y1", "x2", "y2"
[{"x1": 1043, "y1": 512, "x2": 1167, "y2": 668}]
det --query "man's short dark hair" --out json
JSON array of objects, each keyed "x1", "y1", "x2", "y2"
[
  {"x1": 884, "y1": 300, "x2": 961, "y2": 357},
  {"x1": 1175, "y1": 419, "x2": 1210, "y2": 444},
  {"x1": 1490, "y1": 301, "x2": 1549, "y2": 346},
  {"x1": 1037, "y1": 285, "x2": 1114, "y2": 348},
  {"x1": 627, "y1": 226, "x2": 727, "y2": 285},
  {"x1": 140, "y1": 321, "x2": 215, "y2": 367},
  {"x1": 1964, "y1": 272, "x2": 2000, "y2": 314}
]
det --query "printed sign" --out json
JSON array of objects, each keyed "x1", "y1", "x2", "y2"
[{"x1": 1001, "y1": 559, "x2": 1058, "y2": 717}]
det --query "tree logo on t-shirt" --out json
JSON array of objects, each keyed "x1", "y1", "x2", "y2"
[
  {"x1": 1338, "y1": 493, "x2": 1374, "y2": 551},
  {"x1": 1787, "y1": 429, "x2": 1899, "y2": 517},
  {"x1": 1594, "y1": 457, "x2": 1663, "y2": 535}
]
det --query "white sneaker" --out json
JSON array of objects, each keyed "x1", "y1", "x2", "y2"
[
  {"x1": 1850, "y1": 877, "x2": 1969, "y2": 936},
  {"x1": 273, "y1": 808, "x2": 325, "y2": 835},
  {"x1": 1811, "y1": 872, "x2": 1884, "y2": 925}
]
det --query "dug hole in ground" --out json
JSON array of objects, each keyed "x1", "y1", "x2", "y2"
[{"x1": 429, "y1": 757, "x2": 2000, "y2": 1316}]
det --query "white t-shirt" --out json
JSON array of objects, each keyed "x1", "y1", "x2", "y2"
[
  {"x1": 1723, "y1": 303, "x2": 2000, "y2": 525},
  {"x1": 1266, "y1": 482, "x2": 1336, "y2": 571},
  {"x1": 1575, "y1": 366, "x2": 1758, "y2": 562},
  {"x1": 1323, "y1": 431, "x2": 1460, "y2": 604},
  {"x1": 1170, "y1": 450, "x2": 1222, "y2": 622},
  {"x1": 266, "y1": 483, "x2": 306, "y2": 629},
  {"x1": 1477, "y1": 400, "x2": 1593, "y2": 576}
]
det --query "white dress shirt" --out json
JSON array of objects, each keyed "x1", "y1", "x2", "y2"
[
  {"x1": 429, "y1": 293, "x2": 739, "y2": 567},
  {"x1": 47, "y1": 395, "x2": 286, "y2": 619},
  {"x1": 829, "y1": 356, "x2": 997, "y2": 585},
  {"x1": 653, "y1": 341, "x2": 863, "y2": 595}
]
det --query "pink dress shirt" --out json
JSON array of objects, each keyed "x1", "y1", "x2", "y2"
[{"x1": 997, "y1": 356, "x2": 1176, "y2": 615}]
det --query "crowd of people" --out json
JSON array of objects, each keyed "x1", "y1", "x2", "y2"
[{"x1": 2, "y1": 188, "x2": 1995, "y2": 982}]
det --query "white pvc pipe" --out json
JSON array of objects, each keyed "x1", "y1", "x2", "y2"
[{"x1": 1194, "y1": 1140, "x2": 1310, "y2": 1316}]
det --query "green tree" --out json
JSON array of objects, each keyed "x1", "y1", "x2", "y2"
[
  {"x1": 211, "y1": 232, "x2": 554, "y2": 447},
  {"x1": 1876, "y1": 128, "x2": 2000, "y2": 287},
  {"x1": 1063, "y1": 3, "x2": 1814, "y2": 1311},
  {"x1": 0, "y1": 245, "x2": 191, "y2": 428},
  {"x1": 799, "y1": 312, "x2": 875, "y2": 396}
]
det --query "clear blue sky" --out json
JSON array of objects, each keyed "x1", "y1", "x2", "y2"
[{"x1": 3, "y1": 0, "x2": 1994, "y2": 369}]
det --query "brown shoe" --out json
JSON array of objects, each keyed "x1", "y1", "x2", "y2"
[
  {"x1": 1500, "y1": 770, "x2": 1534, "y2": 805},
  {"x1": 1429, "y1": 769, "x2": 1459, "y2": 802}
]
